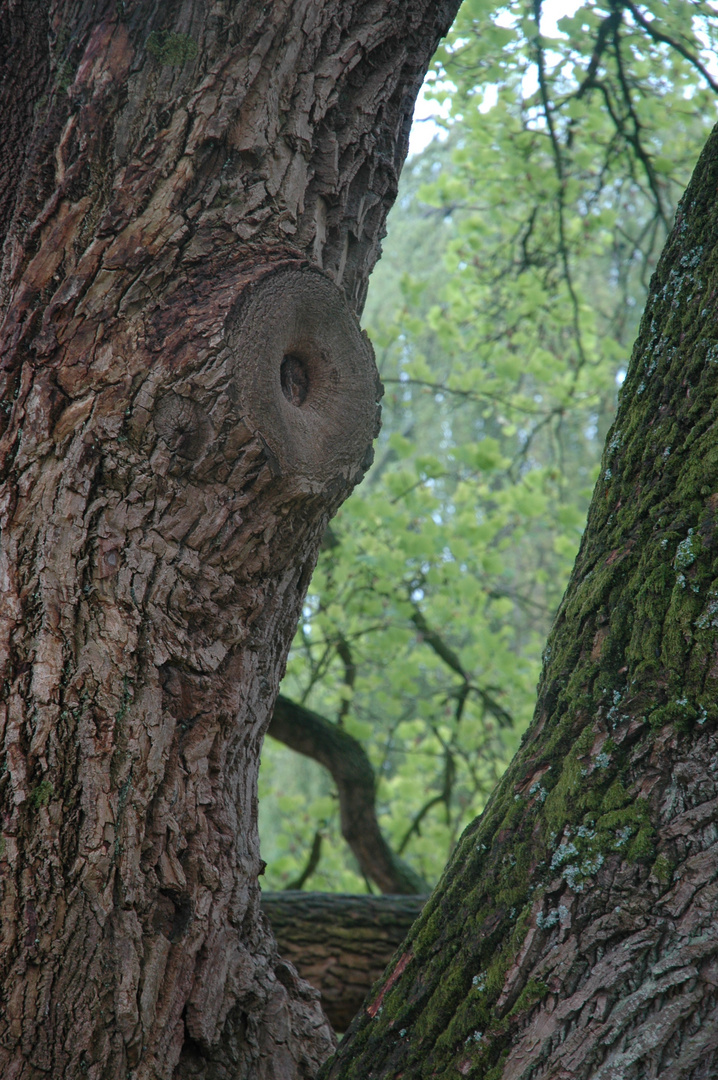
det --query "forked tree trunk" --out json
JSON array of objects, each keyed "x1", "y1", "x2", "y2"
[
  {"x1": 326, "y1": 128, "x2": 718, "y2": 1079},
  {"x1": 0, "y1": 2, "x2": 460, "y2": 1077}
]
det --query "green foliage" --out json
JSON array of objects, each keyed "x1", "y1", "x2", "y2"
[
  {"x1": 146, "y1": 31, "x2": 198, "y2": 66},
  {"x1": 260, "y1": 0, "x2": 718, "y2": 893}
]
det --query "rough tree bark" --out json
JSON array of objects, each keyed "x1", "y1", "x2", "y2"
[
  {"x1": 325, "y1": 129, "x2": 718, "y2": 1079},
  {"x1": 261, "y1": 892, "x2": 426, "y2": 1033},
  {"x1": 0, "y1": 2, "x2": 460, "y2": 1077}
]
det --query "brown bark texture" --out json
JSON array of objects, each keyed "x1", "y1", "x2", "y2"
[
  {"x1": 325, "y1": 129, "x2": 718, "y2": 1079},
  {"x1": 0, "y1": 1, "x2": 460, "y2": 1077},
  {"x1": 268, "y1": 695, "x2": 428, "y2": 895},
  {"x1": 261, "y1": 892, "x2": 427, "y2": 1034}
]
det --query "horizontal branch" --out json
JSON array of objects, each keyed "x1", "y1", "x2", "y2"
[{"x1": 261, "y1": 891, "x2": 427, "y2": 1032}]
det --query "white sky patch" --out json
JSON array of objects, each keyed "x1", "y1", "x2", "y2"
[
  {"x1": 409, "y1": 82, "x2": 452, "y2": 157},
  {"x1": 693, "y1": 4, "x2": 718, "y2": 83},
  {"x1": 538, "y1": 0, "x2": 584, "y2": 36}
]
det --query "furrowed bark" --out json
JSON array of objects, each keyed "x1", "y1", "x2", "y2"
[
  {"x1": 268, "y1": 695, "x2": 428, "y2": 895},
  {"x1": 0, "y1": 1, "x2": 461, "y2": 1077},
  {"x1": 325, "y1": 128, "x2": 718, "y2": 1079},
  {"x1": 261, "y1": 892, "x2": 427, "y2": 1033}
]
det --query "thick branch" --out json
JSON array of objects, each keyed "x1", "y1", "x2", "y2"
[
  {"x1": 261, "y1": 891, "x2": 427, "y2": 1033},
  {"x1": 268, "y1": 696, "x2": 428, "y2": 894}
]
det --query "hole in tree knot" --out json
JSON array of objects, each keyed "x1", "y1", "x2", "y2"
[
  {"x1": 281, "y1": 353, "x2": 310, "y2": 407},
  {"x1": 225, "y1": 264, "x2": 380, "y2": 484}
]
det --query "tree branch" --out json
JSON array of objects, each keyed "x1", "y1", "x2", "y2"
[
  {"x1": 382, "y1": 376, "x2": 549, "y2": 415},
  {"x1": 267, "y1": 696, "x2": 428, "y2": 894},
  {"x1": 285, "y1": 829, "x2": 324, "y2": 891},
  {"x1": 410, "y1": 607, "x2": 513, "y2": 727},
  {"x1": 574, "y1": 8, "x2": 621, "y2": 100},
  {"x1": 397, "y1": 745, "x2": 455, "y2": 855},
  {"x1": 611, "y1": 13, "x2": 671, "y2": 230},
  {"x1": 335, "y1": 633, "x2": 356, "y2": 725},
  {"x1": 261, "y1": 891, "x2": 427, "y2": 1032},
  {"x1": 533, "y1": 0, "x2": 588, "y2": 369},
  {"x1": 622, "y1": 0, "x2": 718, "y2": 94}
]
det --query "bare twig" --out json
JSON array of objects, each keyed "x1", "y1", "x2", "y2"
[
  {"x1": 285, "y1": 830, "x2": 323, "y2": 891},
  {"x1": 382, "y1": 376, "x2": 549, "y2": 415},
  {"x1": 623, "y1": 0, "x2": 718, "y2": 94}
]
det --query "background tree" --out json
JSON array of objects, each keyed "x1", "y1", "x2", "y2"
[
  {"x1": 0, "y1": 1, "x2": 460, "y2": 1077},
  {"x1": 260, "y1": 0, "x2": 718, "y2": 898}
]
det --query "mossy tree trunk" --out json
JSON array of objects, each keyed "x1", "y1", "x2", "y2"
[
  {"x1": 325, "y1": 127, "x2": 718, "y2": 1080},
  {"x1": 0, "y1": 2, "x2": 459, "y2": 1077}
]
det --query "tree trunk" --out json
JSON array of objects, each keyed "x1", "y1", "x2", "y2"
[
  {"x1": 261, "y1": 892, "x2": 427, "y2": 1033},
  {"x1": 325, "y1": 126, "x2": 718, "y2": 1079},
  {"x1": 0, "y1": 2, "x2": 460, "y2": 1077}
]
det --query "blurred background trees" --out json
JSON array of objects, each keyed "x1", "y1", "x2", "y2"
[{"x1": 259, "y1": 0, "x2": 718, "y2": 895}]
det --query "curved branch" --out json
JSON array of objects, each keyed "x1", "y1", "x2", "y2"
[
  {"x1": 285, "y1": 829, "x2": 323, "y2": 891},
  {"x1": 267, "y1": 696, "x2": 428, "y2": 894}
]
